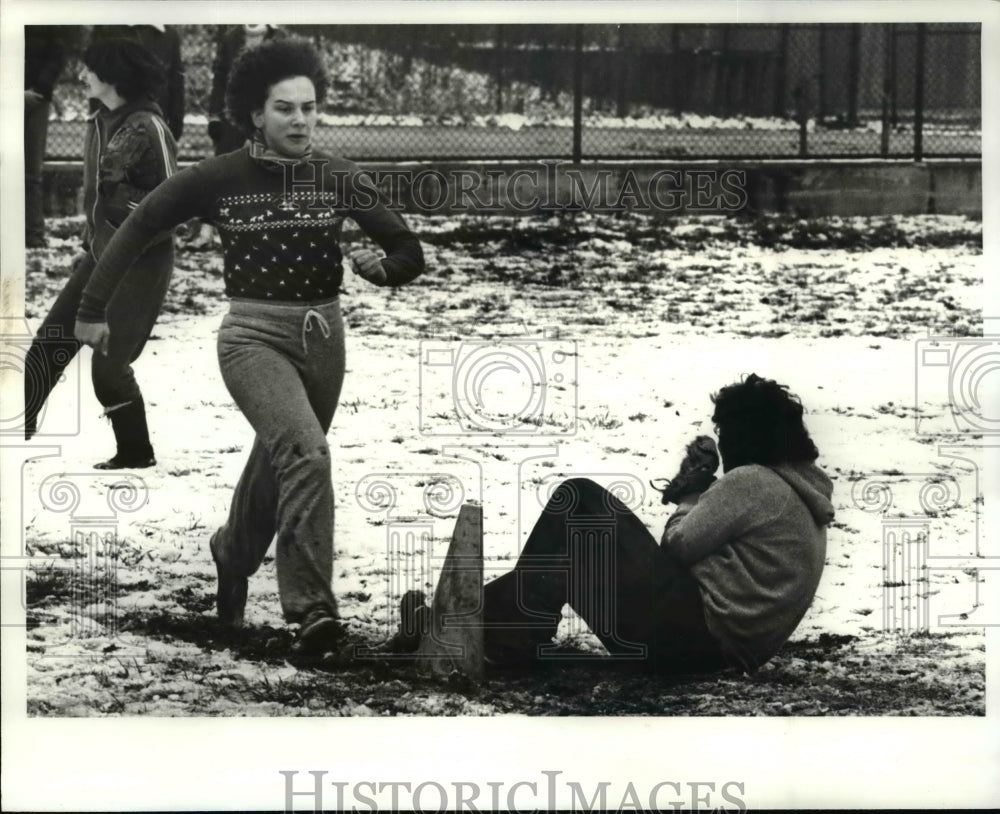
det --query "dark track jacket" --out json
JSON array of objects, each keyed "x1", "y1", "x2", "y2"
[{"x1": 82, "y1": 98, "x2": 178, "y2": 261}]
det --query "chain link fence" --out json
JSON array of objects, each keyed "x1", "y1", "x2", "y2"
[{"x1": 42, "y1": 23, "x2": 981, "y2": 162}]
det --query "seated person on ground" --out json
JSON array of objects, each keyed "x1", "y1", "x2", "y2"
[{"x1": 389, "y1": 373, "x2": 835, "y2": 676}]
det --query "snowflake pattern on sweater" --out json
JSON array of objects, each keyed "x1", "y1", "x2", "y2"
[
  {"x1": 77, "y1": 146, "x2": 424, "y2": 319},
  {"x1": 216, "y1": 190, "x2": 348, "y2": 299}
]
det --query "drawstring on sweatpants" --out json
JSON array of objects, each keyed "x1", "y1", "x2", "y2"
[{"x1": 301, "y1": 309, "x2": 331, "y2": 353}]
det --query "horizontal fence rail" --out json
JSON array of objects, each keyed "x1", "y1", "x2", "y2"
[{"x1": 35, "y1": 22, "x2": 981, "y2": 163}]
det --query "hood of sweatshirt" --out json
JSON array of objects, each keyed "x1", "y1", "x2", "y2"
[
  {"x1": 769, "y1": 462, "x2": 835, "y2": 526},
  {"x1": 93, "y1": 97, "x2": 166, "y2": 137}
]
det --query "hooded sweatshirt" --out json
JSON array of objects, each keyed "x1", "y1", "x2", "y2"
[
  {"x1": 82, "y1": 98, "x2": 177, "y2": 260},
  {"x1": 662, "y1": 461, "x2": 835, "y2": 672}
]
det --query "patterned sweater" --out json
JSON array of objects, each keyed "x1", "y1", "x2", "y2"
[{"x1": 77, "y1": 145, "x2": 424, "y2": 321}]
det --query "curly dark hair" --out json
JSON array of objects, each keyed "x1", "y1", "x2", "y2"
[
  {"x1": 225, "y1": 37, "x2": 328, "y2": 135},
  {"x1": 82, "y1": 38, "x2": 166, "y2": 104},
  {"x1": 711, "y1": 373, "x2": 820, "y2": 470}
]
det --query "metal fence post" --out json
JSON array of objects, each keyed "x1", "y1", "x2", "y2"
[
  {"x1": 848, "y1": 23, "x2": 861, "y2": 126},
  {"x1": 794, "y1": 85, "x2": 808, "y2": 156},
  {"x1": 914, "y1": 23, "x2": 926, "y2": 161},
  {"x1": 672, "y1": 25, "x2": 682, "y2": 116},
  {"x1": 774, "y1": 23, "x2": 790, "y2": 117},
  {"x1": 495, "y1": 24, "x2": 505, "y2": 114},
  {"x1": 881, "y1": 24, "x2": 891, "y2": 156},
  {"x1": 889, "y1": 23, "x2": 898, "y2": 127},
  {"x1": 616, "y1": 25, "x2": 629, "y2": 118},
  {"x1": 817, "y1": 25, "x2": 827, "y2": 123},
  {"x1": 573, "y1": 24, "x2": 583, "y2": 163}
]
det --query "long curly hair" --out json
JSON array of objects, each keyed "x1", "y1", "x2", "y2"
[
  {"x1": 82, "y1": 38, "x2": 166, "y2": 104},
  {"x1": 711, "y1": 373, "x2": 820, "y2": 470},
  {"x1": 225, "y1": 37, "x2": 328, "y2": 135}
]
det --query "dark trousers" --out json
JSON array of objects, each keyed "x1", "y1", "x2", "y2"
[
  {"x1": 483, "y1": 478, "x2": 730, "y2": 674},
  {"x1": 25, "y1": 96, "x2": 50, "y2": 243},
  {"x1": 24, "y1": 247, "x2": 173, "y2": 431}
]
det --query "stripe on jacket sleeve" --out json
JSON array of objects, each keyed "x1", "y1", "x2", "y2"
[{"x1": 149, "y1": 116, "x2": 176, "y2": 179}]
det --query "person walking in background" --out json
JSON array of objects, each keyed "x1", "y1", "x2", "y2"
[
  {"x1": 24, "y1": 25, "x2": 74, "y2": 248},
  {"x1": 24, "y1": 39, "x2": 177, "y2": 469},
  {"x1": 72, "y1": 38, "x2": 425, "y2": 655},
  {"x1": 209, "y1": 25, "x2": 284, "y2": 155},
  {"x1": 89, "y1": 24, "x2": 186, "y2": 141}
]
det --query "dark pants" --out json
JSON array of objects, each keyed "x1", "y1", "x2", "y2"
[
  {"x1": 213, "y1": 297, "x2": 346, "y2": 623},
  {"x1": 25, "y1": 96, "x2": 50, "y2": 244},
  {"x1": 25, "y1": 247, "x2": 173, "y2": 433},
  {"x1": 483, "y1": 478, "x2": 731, "y2": 674}
]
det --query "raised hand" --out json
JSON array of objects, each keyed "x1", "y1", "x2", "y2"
[{"x1": 654, "y1": 435, "x2": 720, "y2": 504}]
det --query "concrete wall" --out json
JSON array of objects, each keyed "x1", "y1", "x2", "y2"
[{"x1": 42, "y1": 159, "x2": 981, "y2": 220}]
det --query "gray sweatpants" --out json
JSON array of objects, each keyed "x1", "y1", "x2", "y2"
[{"x1": 213, "y1": 297, "x2": 345, "y2": 623}]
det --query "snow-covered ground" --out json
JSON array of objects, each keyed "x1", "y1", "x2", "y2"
[{"x1": 16, "y1": 211, "x2": 988, "y2": 716}]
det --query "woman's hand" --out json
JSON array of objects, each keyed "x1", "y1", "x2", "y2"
[
  {"x1": 74, "y1": 320, "x2": 111, "y2": 356},
  {"x1": 348, "y1": 248, "x2": 387, "y2": 286}
]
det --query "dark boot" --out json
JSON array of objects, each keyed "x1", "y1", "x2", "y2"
[
  {"x1": 377, "y1": 590, "x2": 432, "y2": 654},
  {"x1": 94, "y1": 398, "x2": 156, "y2": 470}
]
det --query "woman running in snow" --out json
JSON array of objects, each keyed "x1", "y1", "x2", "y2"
[{"x1": 74, "y1": 38, "x2": 425, "y2": 654}]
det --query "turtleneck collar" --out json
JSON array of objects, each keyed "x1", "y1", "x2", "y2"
[{"x1": 247, "y1": 135, "x2": 314, "y2": 173}]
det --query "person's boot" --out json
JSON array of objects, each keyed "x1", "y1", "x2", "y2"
[
  {"x1": 94, "y1": 398, "x2": 157, "y2": 470},
  {"x1": 376, "y1": 590, "x2": 431, "y2": 654}
]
